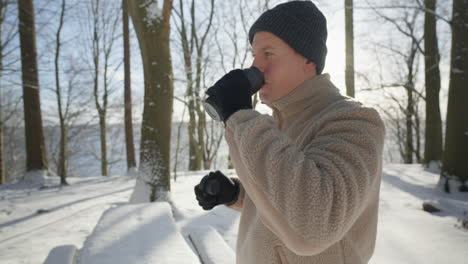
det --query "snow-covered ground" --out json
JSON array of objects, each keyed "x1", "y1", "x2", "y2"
[{"x1": 0, "y1": 165, "x2": 467, "y2": 264}]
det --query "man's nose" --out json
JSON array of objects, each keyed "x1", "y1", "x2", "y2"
[{"x1": 251, "y1": 58, "x2": 265, "y2": 73}]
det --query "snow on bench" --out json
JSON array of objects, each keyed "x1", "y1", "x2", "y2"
[
  {"x1": 188, "y1": 226, "x2": 235, "y2": 264},
  {"x1": 43, "y1": 245, "x2": 78, "y2": 264},
  {"x1": 76, "y1": 202, "x2": 199, "y2": 264}
]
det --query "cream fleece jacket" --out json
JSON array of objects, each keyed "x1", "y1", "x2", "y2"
[{"x1": 224, "y1": 74, "x2": 385, "y2": 264}]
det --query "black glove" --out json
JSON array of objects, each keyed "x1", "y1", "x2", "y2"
[
  {"x1": 194, "y1": 171, "x2": 240, "y2": 210},
  {"x1": 206, "y1": 69, "x2": 253, "y2": 123}
]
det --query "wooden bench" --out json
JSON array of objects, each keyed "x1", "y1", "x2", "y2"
[
  {"x1": 43, "y1": 202, "x2": 200, "y2": 264},
  {"x1": 188, "y1": 226, "x2": 235, "y2": 264}
]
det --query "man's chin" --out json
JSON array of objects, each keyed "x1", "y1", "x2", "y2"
[{"x1": 258, "y1": 92, "x2": 269, "y2": 104}]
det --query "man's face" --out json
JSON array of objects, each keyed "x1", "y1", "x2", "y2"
[{"x1": 251, "y1": 31, "x2": 317, "y2": 104}]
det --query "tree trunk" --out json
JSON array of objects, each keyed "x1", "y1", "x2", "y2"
[
  {"x1": 55, "y1": 0, "x2": 68, "y2": 185},
  {"x1": 90, "y1": 0, "x2": 110, "y2": 177},
  {"x1": 128, "y1": 0, "x2": 174, "y2": 202},
  {"x1": 442, "y1": 0, "x2": 468, "y2": 184},
  {"x1": 18, "y1": 0, "x2": 48, "y2": 172},
  {"x1": 423, "y1": 0, "x2": 443, "y2": 166},
  {"x1": 345, "y1": 0, "x2": 355, "y2": 97},
  {"x1": 405, "y1": 86, "x2": 414, "y2": 164},
  {"x1": 123, "y1": 0, "x2": 136, "y2": 172},
  {"x1": 404, "y1": 44, "x2": 418, "y2": 164},
  {"x1": 91, "y1": 0, "x2": 101, "y2": 175},
  {"x1": 173, "y1": 105, "x2": 186, "y2": 182},
  {"x1": 414, "y1": 102, "x2": 422, "y2": 163},
  {"x1": 197, "y1": 102, "x2": 207, "y2": 169},
  {"x1": 99, "y1": 112, "x2": 107, "y2": 176},
  {"x1": 188, "y1": 109, "x2": 201, "y2": 170},
  {"x1": 403, "y1": 35, "x2": 420, "y2": 164},
  {"x1": 58, "y1": 124, "x2": 67, "y2": 183},
  {"x1": 177, "y1": 0, "x2": 199, "y2": 171}
]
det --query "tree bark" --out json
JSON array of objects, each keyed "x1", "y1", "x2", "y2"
[
  {"x1": 18, "y1": 0, "x2": 48, "y2": 171},
  {"x1": 129, "y1": 0, "x2": 174, "y2": 201},
  {"x1": 442, "y1": 0, "x2": 468, "y2": 183},
  {"x1": 423, "y1": 0, "x2": 443, "y2": 166},
  {"x1": 122, "y1": 0, "x2": 136, "y2": 171},
  {"x1": 345, "y1": 0, "x2": 355, "y2": 97}
]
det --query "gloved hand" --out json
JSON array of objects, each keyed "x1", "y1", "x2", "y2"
[
  {"x1": 205, "y1": 69, "x2": 253, "y2": 123},
  {"x1": 194, "y1": 171, "x2": 240, "y2": 210}
]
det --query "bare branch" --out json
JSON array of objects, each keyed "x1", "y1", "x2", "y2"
[{"x1": 356, "y1": 2, "x2": 451, "y2": 24}]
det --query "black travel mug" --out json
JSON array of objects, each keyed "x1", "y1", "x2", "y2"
[{"x1": 203, "y1": 67, "x2": 264, "y2": 122}]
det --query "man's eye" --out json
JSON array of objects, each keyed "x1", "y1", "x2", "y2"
[{"x1": 265, "y1": 52, "x2": 273, "y2": 56}]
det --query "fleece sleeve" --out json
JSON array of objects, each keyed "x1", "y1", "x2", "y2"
[
  {"x1": 225, "y1": 177, "x2": 245, "y2": 212},
  {"x1": 224, "y1": 106, "x2": 385, "y2": 256}
]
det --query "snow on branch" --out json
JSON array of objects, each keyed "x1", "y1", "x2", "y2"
[{"x1": 140, "y1": 0, "x2": 163, "y2": 27}]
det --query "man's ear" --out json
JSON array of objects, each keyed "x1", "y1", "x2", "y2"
[{"x1": 304, "y1": 60, "x2": 317, "y2": 74}]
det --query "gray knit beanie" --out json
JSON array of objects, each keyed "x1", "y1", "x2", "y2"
[{"x1": 249, "y1": 1, "x2": 327, "y2": 74}]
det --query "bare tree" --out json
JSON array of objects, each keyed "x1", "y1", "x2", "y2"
[
  {"x1": 0, "y1": 0, "x2": 18, "y2": 184},
  {"x1": 442, "y1": 0, "x2": 468, "y2": 189},
  {"x1": 362, "y1": 0, "x2": 450, "y2": 166},
  {"x1": 172, "y1": 0, "x2": 215, "y2": 170},
  {"x1": 18, "y1": 0, "x2": 48, "y2": 177},
  {"x1": 122, "y1": 0, "x2": 136, "y2": 172},
  {"x1": 1, "y1": 0, "x2": 24, "y2": 181},
  {"x1": 128, "y1": 0, "x2": 174, "y2": 202},
  {"x1": 47, "y1": 55, "x2": 93, "y2": 179},
  {"x1": 53, "y1": 0, "x2": 68, "y2": 185},
  {"x1": 86, "y1": 0, "x2": 121, "y2": 176},
  {"x1": 366, "y1": 2, "x2": 425, "y2": 163}
]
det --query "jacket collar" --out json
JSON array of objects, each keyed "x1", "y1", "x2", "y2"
[{"x1": 266, "y1": 73, "x2": 342, "y2": 121}]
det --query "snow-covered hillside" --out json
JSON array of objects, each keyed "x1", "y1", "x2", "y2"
[{"x1": 0, "y1": 165, "x2": 467, "y2": 264}]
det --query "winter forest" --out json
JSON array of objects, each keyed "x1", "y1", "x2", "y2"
[{"x1": 0, "y1": 0, "x2": 467, "y2": 263}]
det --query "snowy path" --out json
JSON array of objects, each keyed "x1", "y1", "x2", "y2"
[
  {"x1": 0, "y1": 176, "x2": 134, "y2": 264},
  {"x1": 0, "y1": 165, "x2": 467, "y2": 264},
  {"x1": 372, "y1": 165, "x2": 468, "y2": 264}
]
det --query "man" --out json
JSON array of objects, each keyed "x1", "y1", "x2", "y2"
[{"x1": 194, "y1": 1, "x2": 385, "y2": 263}]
